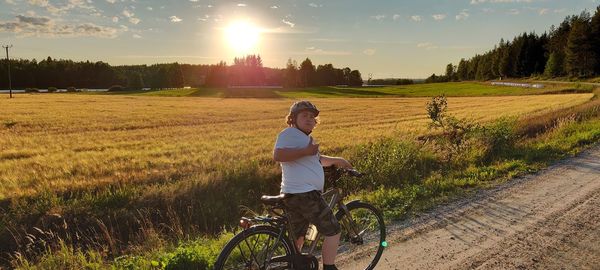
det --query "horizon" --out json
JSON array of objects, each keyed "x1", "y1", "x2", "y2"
[{"x1": 1, "y1": 0, "x2": 599, "y2": 79}]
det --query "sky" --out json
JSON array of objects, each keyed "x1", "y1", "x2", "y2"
[{"x1": 0, "y1": 0, "x2": 599, "y2": 79}]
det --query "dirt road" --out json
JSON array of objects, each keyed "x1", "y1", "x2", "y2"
[{"x1": 341, "y1": 145, "x2": 600, "y2": 270}]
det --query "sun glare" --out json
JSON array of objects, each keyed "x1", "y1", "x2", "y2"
[{"x1": 225, "y1": 20, "x2": 260, "y2": 53}]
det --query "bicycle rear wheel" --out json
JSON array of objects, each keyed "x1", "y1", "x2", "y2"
[
  {"x1": 213, "y1": 225, "x2": 294, "y2": 270},
  {"x1": 335, "y1": 201, "x2": 386, "y2": 270}
]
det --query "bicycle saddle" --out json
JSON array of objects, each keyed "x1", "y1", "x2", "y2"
[{"x1": 260, "y1": 194, "x2": 288, "y2": 205}]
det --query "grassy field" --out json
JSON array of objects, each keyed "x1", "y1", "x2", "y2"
[
  {"x1": 0, "y1": 93, "x2": 592, "y2": 199},
  {"x1": 86, "y1": 81, "x2": 589, "y2": 98},
  {"x1": 1, "y1": 88, "x2": 598, "y2": 268}
]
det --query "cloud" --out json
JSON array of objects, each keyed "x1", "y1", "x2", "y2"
[
  {"x1": 432, "y1": 14, "x2": 446, "y2": 20},
  {"x1": 363, "y1": 48, "x2": 376, "y2": 56},
  {"x1": 508, "y1": 9, "x2": 520, "y2": 15},
  {"x1": 122, "y1": 9, "x2": 141, "y2": 24},
  {"x1": 410, "y1": 15, "x2": 422, "y2": 22},
  {"x1": 169, "y1": 16, "x2": 182, "y2": 22},
  {"x1": 300, "y1": 46, "x2": 351, "y2": 56},
  {"x1": 417, "y1": 42, "x2": 437, "y2": 50},
  {"x1": 309, "y1": 38, "x2": 346, "y2": 42},
  {"x1": 0, "y1": 14, "x2": 120, "y2": 38},
  {"x1": 282, "y1": 19, "x2": 295, "y2": 27},
  {"x1": 308, "y1": 3, "x2": 322, "y2": 8},
  {"x1": 15, "y1": 14, "x2": 50, "y2": 25},
  {"x1": 456, "y1": 10, "x2": 469, "y2": 20},
  {"x1": 106, "y1": 0, "x2": 116, "y2": 3},
  {"x1": 112, "y1": 16, "x2": 119, "y2": 23},
  {"x1": 28, "y1": 0, "x2": 49, "y2": 7},
  {"x1": 237, "y1": 3, "x2": 246, "y2": 7},
  {"x1": 392, "y1": 14, "x2": 401, "y2": 20},
  {"x1": 6, "y1": 0, "x2": 17, "y2": 5},
  {"x1": 372, "y1": 15, "x2": 386, "y2": 21},
  {"x1": 28, "y1": 0, "x2": 97, "y2": 16},
  {"x1": 270, "y1": 5, "x2": 278, "y2": 9},
  {"x1": 132, "y1": 34, "x2": 141, "y2": 38},
  {"x1": 147, "y1": 6, "x2": 153, "y2": 11},
  {"x1": 122, "y1": 9, "x2": 134, "y2": 18}
]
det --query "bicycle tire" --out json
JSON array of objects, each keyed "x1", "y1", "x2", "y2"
[
  {"x1": 213, "y1": 225, "x2": 295, "y2": 270},
  {"x1": 335, "y1": 201, "x2": 386, "y2": 270}
]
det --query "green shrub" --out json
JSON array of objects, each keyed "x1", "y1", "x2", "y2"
[
  {"x1": 47, "y1": 87, "x2": 57, "y2": 93},
  {"x1": 164, "y1": 248, "x2": 208, "y2": 270},
  {"x1": 25, "y1": 88, "x2": 39, "y2": 93},
  {"x1": 348, "y1": 139, "x2": 437, "y2": 191},
  {"x1": 426, "y1": 95, "x2": 480, "y2": 167},
  {"x1": 66, "y1": 87, "x2": 77, "y2": 92},
  {"x1": 477, "y1": 118, "x2": 518, "y2": 162},
  {"x1": 14, "y1": 240, "x2": 105, "y2": 270}
]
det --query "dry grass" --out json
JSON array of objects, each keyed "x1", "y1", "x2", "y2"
[{"x1": 0, "y1": 93, "x2": 593, "y2": 199}]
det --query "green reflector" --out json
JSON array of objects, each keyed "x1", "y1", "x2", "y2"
[{"x1": 381, "y1": 241, "x2": 388, "y2": 247}]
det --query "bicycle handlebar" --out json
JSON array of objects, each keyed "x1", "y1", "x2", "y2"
[{"x1": 343, "y1": 168, "x2": 364, "y2": 178}]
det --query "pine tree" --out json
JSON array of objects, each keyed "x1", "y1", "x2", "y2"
[
  {"x1": 544, "y1": 52, "x2": 563, "y2": 78},
  {"x1": 590, "y1": 6, "x2": 600, "y2": 74},
  {"x1": 566, "y1": 12, "x2": 596, "y2": 77}
]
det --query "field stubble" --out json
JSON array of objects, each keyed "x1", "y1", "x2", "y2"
[{"x1": 0, "y1": 93, "x2": 593, "y2": 199}]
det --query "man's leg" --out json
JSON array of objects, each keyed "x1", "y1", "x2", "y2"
[
  {"x1": 322, "y1": 232, "x2": 341, "y2": 265},
  {"x1": 295, "y1": 236, "x2": 305, "y2": 251}
]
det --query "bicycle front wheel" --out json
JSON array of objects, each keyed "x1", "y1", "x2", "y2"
[
  {"x1": 335, "y1": 201, "x2": 386, "y2": 270},
  {"x1": 213, "y1": 225, "x2": 294, "y2": 270}
]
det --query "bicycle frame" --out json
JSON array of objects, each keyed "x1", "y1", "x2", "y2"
[
  {"x1": 250, "y1": 186, "x2": 363, "y2": 265},
  {"x1": 305, "y1": 186, "x2": 362, "y2": 255}
]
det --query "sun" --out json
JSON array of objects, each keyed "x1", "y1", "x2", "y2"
[{"x1": 225, "y1": 20, "x2": 261, "y2": 53}]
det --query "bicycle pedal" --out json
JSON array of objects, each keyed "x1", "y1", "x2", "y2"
[
  {"x1": 350, "y1": 236, "x2": 363, "y2": 245},
  {"x1": 293, "y1": 254, "x2": 319, "y2": 270}
]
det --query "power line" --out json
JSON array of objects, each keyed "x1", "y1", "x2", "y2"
[{"x1": 2, "y1": 44, "x2": 13, "y2": 98}]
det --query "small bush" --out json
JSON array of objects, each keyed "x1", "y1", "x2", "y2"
[
  {"x1": 348, "y1": 138, "x2": 438, "y2": 191},
  {"x1": 108, "y1": 85, "x2": 125, "y2": 92},
  {"x1": 47, "y1": 87, "x2": 57, "y2": 93},
  {"x1": 25, "y1": 88, "x2": 39, "y2": 93},
  {"x1": 477, "y1": 118, "x2": 518, "y2": 162},
  {"x1": 66, "y1": 87, "x2": 77, "y2": 92},
  {"x1": 426, "y1": 95, "x2": 480, "y2": 167},
  {"x1": 13, "y1": 240, "x2": 105, "y2": 270}
]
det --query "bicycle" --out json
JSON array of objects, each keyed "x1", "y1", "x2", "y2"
[{"x1": 213, "y1": 166, "x2": 387, "y2": 270}]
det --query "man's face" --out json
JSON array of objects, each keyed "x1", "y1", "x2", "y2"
[{"x1": 295, "y1": 110, "x2": 317, "y2": 133}]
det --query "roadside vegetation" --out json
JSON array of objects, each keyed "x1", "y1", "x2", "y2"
[{"x1": 1, "y1": 90, "x2": 598, "y2": 269}]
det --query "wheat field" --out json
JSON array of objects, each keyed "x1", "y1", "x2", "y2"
[{"x1": 0, "y1": 93, "x2": 593, "y2": 199}]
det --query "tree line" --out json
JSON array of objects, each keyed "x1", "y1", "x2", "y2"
[
  {"x1": 0, "y1": 55, "x2": 363, "y2": 89},
  {"x1": 428, "y1": 6, "x2": 600, "y2": 82}
]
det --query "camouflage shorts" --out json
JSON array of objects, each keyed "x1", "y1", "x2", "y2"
[{"x1": 283, "y1": 190, "x2": 341, "y2": 239}]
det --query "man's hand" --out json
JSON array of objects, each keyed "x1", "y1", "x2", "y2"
[
  {"x1": 320, "y1": 155, "x2": 353, "y2": 169},
  {"x1": 303, "y1": 136, "x2": 319, "y2": 156},
  {"x1": 335, "y1": 158, "x2": 353, "y2": 169},
  {"x1": 273, "y1": 136, "x2": 320, "y2": 162}
]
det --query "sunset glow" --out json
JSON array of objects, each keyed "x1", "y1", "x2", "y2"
[{"x1": 224, "y1": 20, "x2": 260, "y2": 54}]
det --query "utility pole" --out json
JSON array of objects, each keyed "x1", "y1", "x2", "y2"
[{"x1": 2, "y1": 45, "x2": 13, "y2": 98}]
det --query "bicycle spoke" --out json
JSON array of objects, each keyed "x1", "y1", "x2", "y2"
[{"x1": 243, "y1": 234, "x2": 262, "y2": 267}]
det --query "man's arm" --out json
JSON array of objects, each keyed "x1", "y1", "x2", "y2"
[
  {"x1": 274, "y1": 137, "x2": 319, "y2": 162},
  {"x1": 320, "y1": 155, "x2": 352, "y2": 169}
]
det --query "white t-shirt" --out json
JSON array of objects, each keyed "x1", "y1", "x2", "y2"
[{"x1": 274, "y1": 127, "x2": 324, "y2": 194}]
